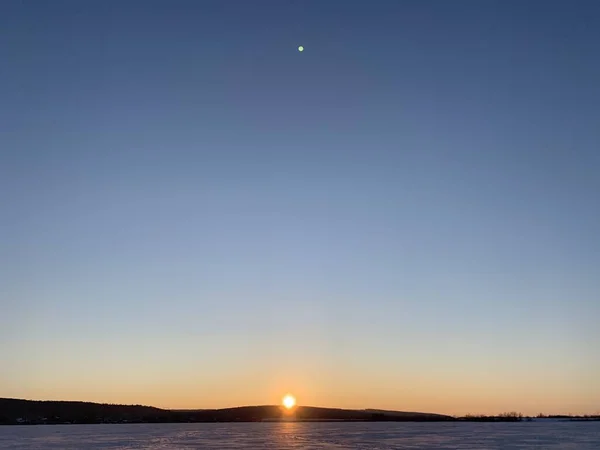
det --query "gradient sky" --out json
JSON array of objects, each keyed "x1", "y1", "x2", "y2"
[{"x1": 1, "y1": 0, "x2": 599, "y2": 416}]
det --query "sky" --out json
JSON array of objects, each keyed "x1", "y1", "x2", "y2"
[{"x1": 1, "y1": 0, "x2": 599, "y2": 416}]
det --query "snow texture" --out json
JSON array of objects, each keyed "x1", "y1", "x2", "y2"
[{"x1": 1, "y1": 421, "x2": 599, "y2": 449}]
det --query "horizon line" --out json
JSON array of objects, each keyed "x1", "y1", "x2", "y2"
[{"x1": 3, "y1": 397, "x2": 598, "y2": 418}]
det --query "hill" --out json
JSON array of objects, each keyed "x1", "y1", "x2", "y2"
[{"x1": 0, "y1": 398, "x2": 454, "y2": 424}]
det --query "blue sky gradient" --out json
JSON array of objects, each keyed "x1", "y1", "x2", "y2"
[{"x1": 1, "y1": 0, "x2": 599, "y2": 414}]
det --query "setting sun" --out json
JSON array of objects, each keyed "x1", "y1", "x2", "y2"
[{"x1": 282, "y1": 394, "x2": 296, "y2": 409}]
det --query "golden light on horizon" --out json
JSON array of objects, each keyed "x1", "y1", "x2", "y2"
[{"x1": 282, "y1": 394, "x2": 296, "y2": 409}]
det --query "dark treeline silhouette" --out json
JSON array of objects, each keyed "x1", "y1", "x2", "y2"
[
  {"x1": 0, "y1": 398, "x2": 453, "y2": 424},
  {"x1": 3, "y1": 399, "x2": 598, "y2": 425},
  {"x1": 0, "y1": 398, "x2": 163, "y2": 425},
  {"x1": 460, "y1": 412, "x2": 524, "y2": 422},
  {"x1": 459, "y1": 412, "x2": 600, "y2": 422}
]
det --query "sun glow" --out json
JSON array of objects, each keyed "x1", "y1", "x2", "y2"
[{"x1": 282, "y1": 394, "x2": 296, "y2": 409}]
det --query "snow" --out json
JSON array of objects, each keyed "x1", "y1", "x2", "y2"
[{"x1": 0, "y1": 421, "x2": 599, "y2": 449}]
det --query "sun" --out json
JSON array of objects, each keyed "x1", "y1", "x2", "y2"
[{"x1": 282, "y1": 394, "x2": 296, "y2": 409}]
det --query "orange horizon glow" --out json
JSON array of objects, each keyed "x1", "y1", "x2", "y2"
[
  {"x1": 5, "y1": 360, "x2": 598, "y2": 417},
  {"x1": 6, "y1": 390, "x2": 598, "y2": 418}
]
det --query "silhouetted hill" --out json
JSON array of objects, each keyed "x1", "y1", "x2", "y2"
[
  {"x1": 0, "y1": 398, "x2": 455, "y2": 424},
  {"x1": 0, "y1": 398, "x2": 163, "y2": 424}
]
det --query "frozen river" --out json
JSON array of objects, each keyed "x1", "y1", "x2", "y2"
[{"x1": 1, "y1": 421, "x2": 599, "y2": 449}]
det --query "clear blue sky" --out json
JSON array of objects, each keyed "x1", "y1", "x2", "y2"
[{"x1": 1, "y1": 0, "x2": 599, "y2": 414}]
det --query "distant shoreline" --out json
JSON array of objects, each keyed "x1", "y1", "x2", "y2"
[{"x1": 1, "y1": 398, "x2": 598, "y2": 425}]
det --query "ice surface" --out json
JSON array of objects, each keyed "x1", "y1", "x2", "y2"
[{"x1": 0, "y1": 421, "x2": 599, "y2": 449}]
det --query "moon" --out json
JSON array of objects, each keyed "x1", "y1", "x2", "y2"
[{"x1": 298, "y1": 46, "x2": 304, "y2": 52}]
